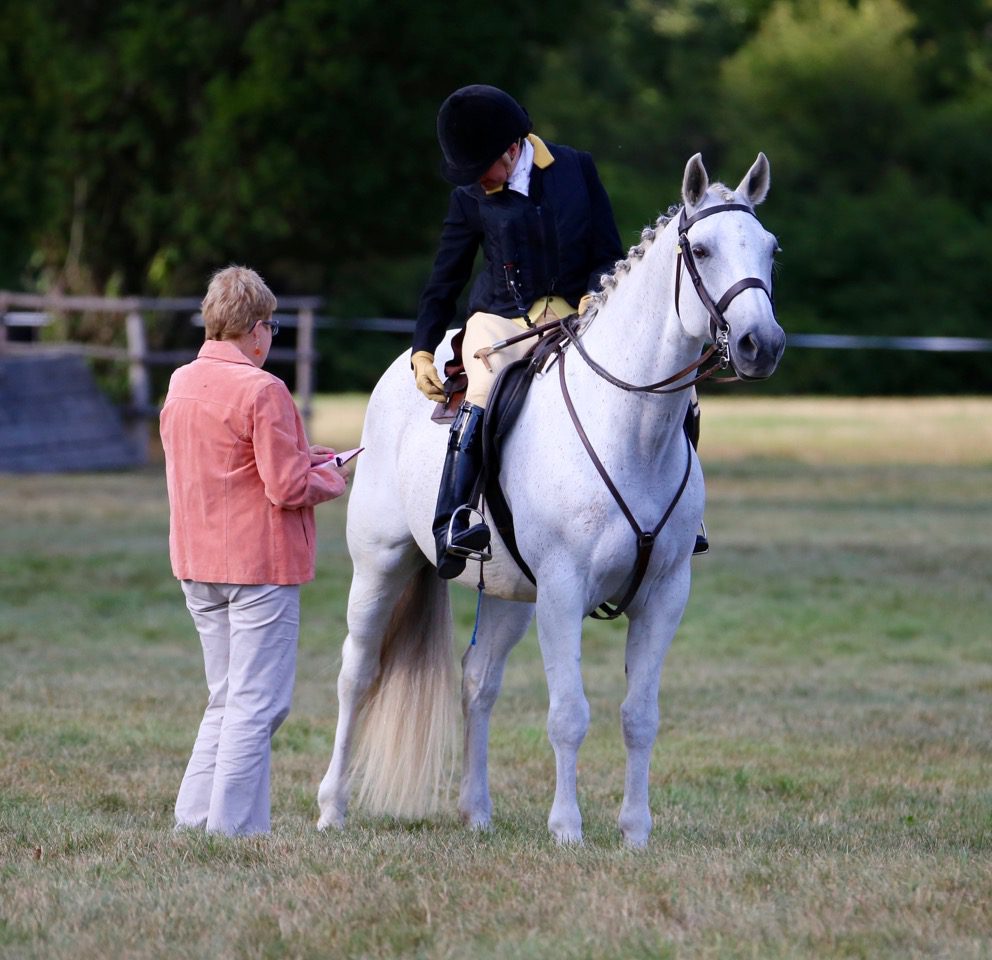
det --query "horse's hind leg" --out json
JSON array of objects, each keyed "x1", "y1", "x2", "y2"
[
  {"x1": 618, "y1": 570, "x2": 691, "y2": 847},
  {"x1": 317, "y1": 543, "x2": 422, "y2": 830},
  {"x1": 459, "y1": 596, "x2": 534, "y2": 829}
]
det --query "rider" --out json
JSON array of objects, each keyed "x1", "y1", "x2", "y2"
[{"x1": 410, "y1": 84, "x2": 625, "y2": 579}]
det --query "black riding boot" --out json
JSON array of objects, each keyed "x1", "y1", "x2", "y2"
[
  {"x1": 683, "y1": 392, "x2": 709, "y2": 555},
  {"x1": 433, "y1": 402, "x2": 491, "y2": 580}
]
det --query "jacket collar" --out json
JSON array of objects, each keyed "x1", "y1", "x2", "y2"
[
  {"x1": 197, "y1": 338, "x2": 256, "y2": 366},
  {"x1": 528, "y1": 134, "x2": 554, "y2": 170}
]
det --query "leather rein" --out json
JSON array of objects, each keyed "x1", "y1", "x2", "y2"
[{"x1": 552, "y1": 201, "x2": 773, "y2": 619}]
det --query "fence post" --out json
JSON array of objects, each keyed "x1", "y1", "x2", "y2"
[
  {"x1": 296, "y1": 305, "x2": 314, "y2": 430},
  {"x1": 125, "y1": 310, "x2": 150, "y2": 464}
]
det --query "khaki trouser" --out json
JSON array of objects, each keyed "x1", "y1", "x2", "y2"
[
  {"x1": 462, "y1": 297, "x2": 574, "y2": 408},
  {"x1": 175, "y1": 580, "x2": 300, "y2": 836}
]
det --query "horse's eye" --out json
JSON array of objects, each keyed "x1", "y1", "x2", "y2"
[{"x1": 691, "y1": 245, "x2": 708, "y2": 259}]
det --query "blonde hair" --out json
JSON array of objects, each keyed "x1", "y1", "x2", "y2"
[{"x1": 201, "y1": 265, "x2": 277, "y2": 340}]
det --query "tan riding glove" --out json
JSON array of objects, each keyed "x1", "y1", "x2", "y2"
[{"x1": 411, "y1": 350, "x2": 445, "y2": 402}]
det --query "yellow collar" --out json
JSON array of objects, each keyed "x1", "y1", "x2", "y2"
[{"x1": 528, "y1": 133, "x2": 554, "y2": 169}]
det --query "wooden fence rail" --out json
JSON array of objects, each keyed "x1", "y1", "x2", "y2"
[{"x1": 6, "y1": 289, "x2": 990, "y2": 465}]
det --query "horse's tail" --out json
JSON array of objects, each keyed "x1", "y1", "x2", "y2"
[{"x1": 350, "y1": 564, "x2": 457, "y2": 819}]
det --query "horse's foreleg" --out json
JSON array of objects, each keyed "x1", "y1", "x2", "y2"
[
  {"x1": 535, "y1": 585, "x2": 589, "y2": 844},
  {"x1": 317, "y1": 547, "x2": 421, "y2": 830},
  {"x1": 459, "y1": 596, "x2": 534, "y2": 830},
  {"x1": 618, "y1": 569, "x2": 690, "y2": 847}
]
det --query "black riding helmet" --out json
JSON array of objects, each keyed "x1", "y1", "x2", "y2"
[{"x1": 437, "y1": 85, "x2": 533, "y2": 186}]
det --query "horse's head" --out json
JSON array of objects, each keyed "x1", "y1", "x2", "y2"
[{"x1": 677, "y1": 153, "x2": 785, "y2": 381}]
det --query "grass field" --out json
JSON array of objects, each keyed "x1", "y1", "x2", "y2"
[{"x1": 1, "y1": 396, "x2": 990, "y2": 959}]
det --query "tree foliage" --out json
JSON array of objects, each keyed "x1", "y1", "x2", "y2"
[
  {"x1": 714, "y1": 0, "x2": 992, "y2": 390},
  {"x1": 0, "y1": 0, "x2": 581, "y2": 298},
  {"x1": 1, "y1": 0, "x2": 989, "y2": 392}
]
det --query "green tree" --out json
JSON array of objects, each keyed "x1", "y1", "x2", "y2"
[
  {"x1": 0, "y1": 3, "x2": 63, "y2": 289},
  {"x1": 0, "y1": 0, "x2": 587, "y2": 306},
  {"x1": 720, "y1": 0, "x2": 921, "y2": 188},
  {"x1": 2, "y1": 0, "x2": 990, "y2": 393},
  {"x1": 526, "y1": 0, "x2": 776, "y2": 242},
  {"x1": 717, "y1": 0, "x2": 992, "y2": 392},
  {"x1": 902, "y1": 0, "x2": 992, "y2": 98}
]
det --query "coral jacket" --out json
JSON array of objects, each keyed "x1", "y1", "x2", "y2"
[{"x1": 160, "y1": 340, "x2": 345, "y2": 585}]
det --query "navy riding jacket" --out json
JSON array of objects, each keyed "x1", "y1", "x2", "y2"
[{"x1": 412, "y1": 137, "x2": 624, "y2": 357}]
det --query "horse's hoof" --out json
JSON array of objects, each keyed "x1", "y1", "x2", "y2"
[
  {"x1": 460, "y1": 808, "x2": 492, "y2": 831},
  {"x1": 317, "y1": 808, "x2": 346, "y2": 832},
  {"x1": 549, "y1": 805, "x2": 583, "y2": 845},
  {"x1": 621, "y1": 829, "x2": 650, "y2": 849},
  {"x1": 618, "y1": 810, "x2": 652, "y2": 848},
  {"x1": 549, "y1": 817, "x2": 584, "y2": 845}
]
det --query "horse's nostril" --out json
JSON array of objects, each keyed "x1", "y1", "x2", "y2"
[{"x1": 739, "y1": 333, "x2": 758, "y2": 359}]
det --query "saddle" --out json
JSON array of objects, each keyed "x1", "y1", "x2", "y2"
[
  {"x1": 431, "y1": 329, "x2": 468, "y2": 424},
  {"x1": 429, "y1": 321, "x2": 571, "y2": 583}
]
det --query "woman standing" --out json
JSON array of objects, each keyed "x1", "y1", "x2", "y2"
[{"x1": 160, "y1": 265, "x2": 347, "y2": 835}]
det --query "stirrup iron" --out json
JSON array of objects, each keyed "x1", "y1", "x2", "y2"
[
  {"x1": 693, "y1": 519, "x2": 709, "y2": 556},
  {"x1": 444, "y1": 505, "x2": 492, "y2": 562}
]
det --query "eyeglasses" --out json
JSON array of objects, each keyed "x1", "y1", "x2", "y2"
[{"x1": 252, "y1": 317, "x2": 280, "y2": 336}]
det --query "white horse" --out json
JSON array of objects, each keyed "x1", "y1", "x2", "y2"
[{"x1": 317, "y1": 153, "x2": 785, "y2": 846}]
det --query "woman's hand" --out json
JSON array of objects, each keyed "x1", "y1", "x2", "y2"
[
  {"x1": 308, "y1": 443, "x2": 336, "y2": 466},
  {"x1": 308, "y1": 444, "x2": 350, "y2": 489},
  {"x1": 322, "y1": 462, "x2": 350, "y2": 486}
]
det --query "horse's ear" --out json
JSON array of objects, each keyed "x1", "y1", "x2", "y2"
[
  {"x1": 682, "y1": 153, "x2": 709, "y2": 211},
  {"x1": 737, "y1": 152, "x2": 770, "y2": 207}
]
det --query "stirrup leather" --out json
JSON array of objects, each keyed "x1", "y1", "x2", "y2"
[{"x1": 444, "y1": 505, "x2": 492, "y2": 562}]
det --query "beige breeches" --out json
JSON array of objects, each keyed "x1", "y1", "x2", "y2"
[{"x1": 462, "y1": 302, "x2": 569, "y2": 409}]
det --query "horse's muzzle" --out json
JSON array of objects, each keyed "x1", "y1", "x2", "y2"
[{"x1": 729, "y1": 317, "x2": 786, "y2": 381}]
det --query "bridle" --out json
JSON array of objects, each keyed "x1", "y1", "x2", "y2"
[
  {"x1": 551, "y1": 201, "x2": 775, "y2": 618},
  {"x1": 559, "y1": 201, "x2": 775, "y2": 394},
  {"x1": 674, "y1": 202, "x2": 774, "y2": 377}
]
